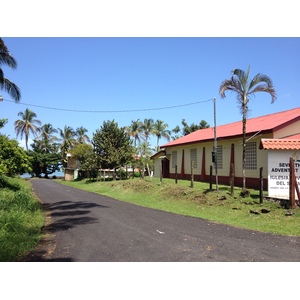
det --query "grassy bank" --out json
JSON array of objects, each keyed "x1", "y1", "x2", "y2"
[
  {"x1": 0, "y1": 176, "x2": 44, "y2": 261},
  {"x1": 58, "y1": 177, "x2": 300, "y2": 236}
]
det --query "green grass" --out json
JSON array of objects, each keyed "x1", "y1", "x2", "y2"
[
  {"x1": 58, "y1": 177, "x2": 300, "y2": 236},
  {"x1": 0, "y1": 176, "x2": 44, "y2": 261}
]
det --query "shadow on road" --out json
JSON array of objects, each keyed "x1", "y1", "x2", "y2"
[
  {"x1": 43, "y1": 200, "x2": 108, "y2": 232},
  {"x1": 21, "y1": 200, "x2": 108, "y2": 262}
]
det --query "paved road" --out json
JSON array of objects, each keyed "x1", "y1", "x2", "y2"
[{"x1": 25, "y1": 179, "x2": 300, "y2": 262}]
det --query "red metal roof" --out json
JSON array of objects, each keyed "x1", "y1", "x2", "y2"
[
  {"x1": 161, "y1": 107, "x2": 300, "y2": 148},
  {"x1": 284, "y1": 133, "x2": 300, "y2": 139},
  {"x1": 260, "y1": 139, "x2": 300, "y2": 150}
]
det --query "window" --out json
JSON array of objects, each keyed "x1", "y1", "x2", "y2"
[
  {"x1": 216, "y1": 145, "x2": 223, "y2": 169},
  {"x1": 190, "y1": 148, "x2": 198, "y2": 168},
  {"x1": 171, "y1": 151, "x2": 177, "y2": 168},
  {"x1": 245, "y1": 142, "x2": 257, "y2": 170}
]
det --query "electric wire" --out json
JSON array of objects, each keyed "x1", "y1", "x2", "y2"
[{"x1": 2, "y1": 98, "x2": 214, "y2": 113}]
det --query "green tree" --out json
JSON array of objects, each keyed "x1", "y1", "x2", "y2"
[
  {"x1": 14, "y1": 108, "x2": 41, "y2": 151},
  {"x1": 75, "y1": 126, "x2": 90, "y2": 144},
  {"x1": 0, "y1": 135, "x2": 32, "y2": 176},
  {"x1": 141, "y1": 118, "x2": 154, "y2": 143},
  {"x1": 136, "y1": 141, "x2": 154, "y2": 178},
  {"x1": 29, "y1": 132, "x2": 61, "y2": 178},
  {"x1": 39, "y1": 123, "x2": 58, "y2": 142},
  {"x1": 71, "y1": 143, "x2": 93, "y2": 167},
  {"x1": 58, "y1": 125, "x2": 76, "y2": 167},
  {"x1": 92, "y1": 120, "x2": 134, "y2": 179},
  {"x1": 81, "y1": 152, "x2": 100, "y2": 181},
  {"x1": 28, "y1": 150, "x2": 61, "y2": 178},
  {"x1": 153, "y1": 119, "x2": 171, "y2": 151},
  {"x1": 0, "y1": 118, "x2": 8, "y2": 129},
  {"x1": 37, "y1": 123, "x2": 59, "y2": 153},
  {"x1": 219, "y1": 66, "x2": 277, "y2": 191},
  {"x1": 172, "y1": 119, "x2": 210, "y2": 139},
  {"x1": 125, "y1": 119, "x2": 143, "y2": 147},
  {"x1": 0, "y1": 38, "x2": 21, "y2": 102}
]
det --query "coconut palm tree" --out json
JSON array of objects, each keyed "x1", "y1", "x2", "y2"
[
  {"x1": 39, "y1": 123, "x2": 58, "y2": 141},
  {"x1": 58, "y1": 125, "x2": 76, "y2": 167},
  {"x1": 125, "y1": 119, "x2": 143, "y2": 147},
  {"x1": 0, "y1": 38, "x2": 21, "y2": 102},
  {"x1": 37, "y1": 123, "x2": 59, "y2": 153},
  {"x1": 75, "y1": 126, "x2": 90, "y2": 144},
  {"x1": 14, "y1": 108, "x2": 41, "y2": 151},
  {"x1": 153, "y1": 119, "x2": 171, "y2": 151},
  {"x1": 219, "y1": 66, "x2": 277, "y2": 191},
  {"x1": 141, "y1": 118, "x2": 154, "y2": 143}
]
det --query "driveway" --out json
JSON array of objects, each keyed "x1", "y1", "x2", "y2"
[{"x1": 24, "y1": 179, "x2": 300, "y2": 262}]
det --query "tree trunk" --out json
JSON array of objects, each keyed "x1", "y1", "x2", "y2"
[
  {"x1": 242, "y1": 98, "x2": 247, "y2": 191},
  {"x1": 146, "y1": 163, "x2": 150, "y2": 178}
]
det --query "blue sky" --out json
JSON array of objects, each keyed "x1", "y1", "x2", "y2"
[
  {"x1": 1, "y1": 0, "x2": 299, "y2": 295},
  {"x1": 1, "y1": 37, "x2": 299, "y2": 150}
]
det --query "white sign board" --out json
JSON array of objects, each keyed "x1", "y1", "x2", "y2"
[{"x1": 268, "y1": 150, "x2": 300, "y2": 199}]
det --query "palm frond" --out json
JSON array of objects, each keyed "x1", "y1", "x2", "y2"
[
  {"x1": 232, "y1": 68, "x2": 246, "y2": 83},
  {"x1": 249, "y1": 73, "x2": 273, "y2": 90},
  {"x1": 219, "y1": 79, "x2": 235, "y2": 98},
  {"x1": 248, "y1": 84, "x2": 277, "y2": 103},
  {"x1": 0, "y1": 78, "x2": 21, "y2": 101},
  {"x1": 0, "y1": 38, "x2": 17, "y2": 69}
]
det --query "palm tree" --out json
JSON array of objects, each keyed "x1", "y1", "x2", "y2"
[
  {"x1": 153, "y1": 119, "x2": 171, "y2": 151},
  {"x1": 39, "y1": 123, "x2": 58, "y2": 141},
  {"x1": 58, "y1": 125, "x2": 76, "y2": 167},
  {"x1": 141, "y1": 118, "x2": 154, "y2": 143},
  {"x1": 37, "y1": 123, "x2": 59, "y2": 153},
  {"x1": 126, "y1": 119, "x2": 143, "y2": 147},
  {"x1": 14, "y1": 108, "x2": 41, "y2": 150},
  {"x1": 136, "y1": 141, "x2": 153, "y2": 179},
  {"x1": 75, "y1": 126, "x2": 90, "y2": 144},
  {"x1": 219, "y1": 66, "x2": 277, "y2": 191},
  {"x1": 0, "y1": 38, "x2": 21, "y2": 102}
]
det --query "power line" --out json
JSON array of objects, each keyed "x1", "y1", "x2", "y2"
[{"x1": 2, "y1": 98, "x2": 213, "y2": 113}]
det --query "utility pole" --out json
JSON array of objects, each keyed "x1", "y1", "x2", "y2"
[{"x1": 213, "y1": 97, "x2": 218, "y2": 191}]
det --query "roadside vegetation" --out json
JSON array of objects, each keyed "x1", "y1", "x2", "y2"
[
  {"x1": 0, "y1": 176, "x2": 44, "y2": 261},
  {"x1": 58, "y1": 177, "x2": 300, "y2": 236}
]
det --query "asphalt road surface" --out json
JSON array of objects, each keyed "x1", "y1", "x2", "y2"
[{"x1": 25, "y1": 178, "x2": 300, "y2": 262}]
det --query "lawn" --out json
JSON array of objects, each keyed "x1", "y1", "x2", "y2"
[{"x1": 58, "y1": 177, "x2": 300, "y2": 236}]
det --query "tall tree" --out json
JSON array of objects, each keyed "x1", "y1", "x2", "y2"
[
  {"x1": 28, "y1": 146, "x2": 61, "y2": 178},
  {"x1": 172, "y1": 119, "x2": 210, "y2": 139},
  {"x1": 141, "y1": 118, "x2": 154, "y2": 143},
  {"x1": 29, "y1": 122, "x2": 61, "y2": 177},
  {"x1": 39, "y1": 123, "x2": 58, "y2": 142},
  {"x1": 0, "y1": 38, "x2": 21, "y2": 102},
  {"x1": 153, "y1": 119, "x2": 171, "y2": 151},
  {"x1": 92, "y1": 120, "x2": 134, "y2": 179},
  {"x1": 75, "y1": 126, "x2": 90, "y2": 144},
  {"x1": 71, "y1": 143, "x2": 94, "y2": 167},
  {"x1": 219, "y1": 66, "x2": 277, "y2": 191},
  {"x1": 58, "y1": 125, "x2": 76, "y2": 167},
  {"x1": 125, "y1": 119, "x2": 143, "y2": 147},
  {"x1": 37, "y1": 123, "x2": 59, "y2": 153},
  {"x1": 14, "y1": 108, "x2": 41, "y2": 151},
  {"x1": 136, "y1": 141, "x2": 153, "y2": 179}
]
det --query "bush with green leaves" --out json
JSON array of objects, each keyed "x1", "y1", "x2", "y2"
[{"x1": 0, "y1": 135, "x2": 32, "y2": 176}]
